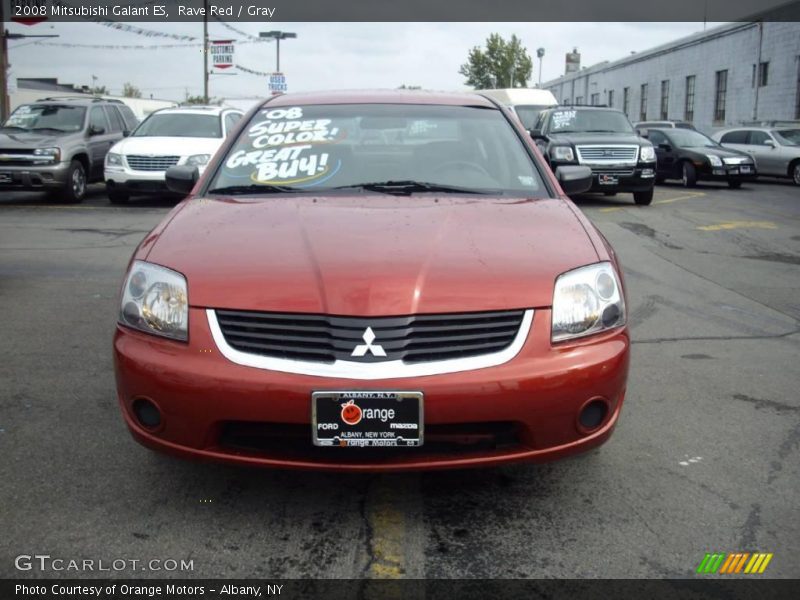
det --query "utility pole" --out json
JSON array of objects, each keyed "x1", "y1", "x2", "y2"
[
  {"x1": 537, "y1": 48, "x2": 545, "y2": 87},
  {"x1": 203, "y1": 0, "x2": 209, "y2": 103},
  {"x1": 259, "y1": 30, "x2": 297, "y2": 72},
  {"x1": 0, "y1": 2, "x2": 8, "y2": 120}
]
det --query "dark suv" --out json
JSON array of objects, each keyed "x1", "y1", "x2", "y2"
[
  {"x1": 530, "y1": 106, "x2": 657, "y2": 205},
  {"x1": 0, "y1": 97, "x2": 138, "y2": 202}
]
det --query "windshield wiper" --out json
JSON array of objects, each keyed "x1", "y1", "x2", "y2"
[
  {"x1": 206, "y1": 184, "x2": 307, "y2": 195},
  {"x1": 335, "y1": 180, "x2": 497, "y2": 195},
  {"x1": 1, "y1": 125, "x2": 29, "y2": 132},
  {"x1": 584, "y1": 129, "x2": 624, "y2": 133}
]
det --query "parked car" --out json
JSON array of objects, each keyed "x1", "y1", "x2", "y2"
[
  {"x1": 530, "y1": 105, "x2": 657, "y2": 205},
  {"x1": 0, "y1": 97, "x2": 138, "y2": 202},
  {"x1": 479, "y1": 88, "x2": 559, "y2": 130},
  {"x1": 113, "y1": 90, "x2": 630, "y2": 472},
  {"x1": 712, "y1": 126, "x2": 800, "y2": 185},
  {"x1": 104, "y1": 105, "x2": 243, "y2": 203},
  {"x1": 635, "y1": 120, "x2": 696, "y2": 131},
  {"x1": 644, "y1": 127, "x2": 756, "y2": 188}
]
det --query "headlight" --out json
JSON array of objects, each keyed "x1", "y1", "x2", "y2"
[
  {"x1": 639, "y1": 145, "x2": 656, "y2": 162},
  {"x1": 186, "y1": 154, "x2": 211, "y2": 166},
  {"x1": 33, "y1": 147, "x2": 60, "y2": 163},
  {"x1": 552, "y1": 262, "x2": 626, "y2": 342},
  {"x1": 706, "y1": 154, "x2": 723, "y2": 167},
  {"x1": 119, "y1": 261, "x2": 188, "y2": 341},
  {"x1": 105, "y1": 152, "x2": 123, "y2": 167},
  {"x1": 551, "y1": 146, "x2": 575, "y2": 162}
]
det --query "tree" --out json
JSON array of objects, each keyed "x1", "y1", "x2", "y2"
[
  {"x1": 91, "y1": 85, "x2": 108, "y2": 95},
  {"x1": 122, "y1": 82, "x2": 142, "y2": 99},
  {"x1": 183, "y1": 93, "x2": 221, "y2": 106},
  {"x1": 459, "y1": 34, "x2": 533, "y2": 89},
  {"x1": 397, "y1": 84, "x2": 422, "y2": 90}
]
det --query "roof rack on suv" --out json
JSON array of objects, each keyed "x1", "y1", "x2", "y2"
[
  {"x1": 559, "y1": 102, "x2": 610, "y2": 108},
  {"x1": 36, "y1": 96, "x2": 125, "y2": 104}
]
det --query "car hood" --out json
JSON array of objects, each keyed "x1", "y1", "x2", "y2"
[
  {"x1": 0, "y1": 131, "x2": 66, "y2": 148},
  {"x1": 112, "y1": 136, "x2": 222, "y2": 156},
  {"x1": 548, "y1": 132, "x2": 644, "y2": 145},
  {"x1": 145, "y1": 195, "x2": 600, "y2": 315},
  {"x1": 682, "y1": 146, "x2": 751, "y2": 159}
]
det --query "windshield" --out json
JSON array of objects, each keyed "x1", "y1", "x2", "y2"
[
  {"x1": 514, "y1": 105, "x2": 549, "y2": 129},
  {"x1": 133, "y1": 113, "x2": 221, "y2": 138},
  {"x1": 773, "y1": 129, "x2": 800, "y2": 146},
  {"x1": 2, "y1": 104, "x2": 86, "y2": 132},
  {"x1": 207, "y1": 103, "x2": 545, "y2": 195},
  {"x1": 547, "y1": 109, "x2": 634, "y2": 134},
  {"x1": 666, "y1": 129, "x2": 719, "y2": 147}
]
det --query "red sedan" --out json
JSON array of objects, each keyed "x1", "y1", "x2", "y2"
[{"x1": 113, "y1": 90, "x2": 630, "y2": 471}]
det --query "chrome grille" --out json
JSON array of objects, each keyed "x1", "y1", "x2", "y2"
[
  {"x1": 214, "y1": 309, "x2": 527, "y2": 365},
  {"x1": 0, "y1": 149, "x2": 37, "y2": 166},
  {"x1": 576, "y1": 145, "x2": 639, "y2": 165},
  {"x1": 125, "y1": 155, "x2": 180, "y2": 171}
]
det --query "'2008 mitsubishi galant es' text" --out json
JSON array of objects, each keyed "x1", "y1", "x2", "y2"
[{"x1": 113, "y1": 90, "x2": 630, "y2": 471}]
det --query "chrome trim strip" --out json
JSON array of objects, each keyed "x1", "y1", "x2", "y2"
[
  {"x1": 207, "y1": 308, "x2": 534, "y2": 380},
  {"x1": 575, "y1": 144, "x2": 639, "y2": 167}
]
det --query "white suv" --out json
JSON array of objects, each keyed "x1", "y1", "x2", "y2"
[{"x1": 104, "y1": 105, "x2": 243, "y2": 203}]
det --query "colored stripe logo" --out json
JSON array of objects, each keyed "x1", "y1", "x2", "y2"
[{"x1": 696, "y1": 552, "x2": 773, "y2": 574}]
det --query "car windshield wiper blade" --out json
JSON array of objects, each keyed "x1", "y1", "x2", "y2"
[
  {"x1": 1, "y1": 125, "x2": 29, "y2": 131},
  {"x1": 335, "y1": 180, "x2": 497, "y2": 195},
  {"x1": 31, "y1": 127, "x2": 69, "y2": 133},
  {"x1": 206, "y1": 184, "x2": 307, "y2": 195}
]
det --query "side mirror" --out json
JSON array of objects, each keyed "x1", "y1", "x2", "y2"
[
  {"x1": 528, "y1": 128, "x2": 546, "y2": 140},
  {"x1": 637, "y1": 128, "x2": 648, "y2": 138},
  {"x1": 658, "y1": 143, "x2": 672, "y2": 152},
  {"x1": 165, "y1": 165, "x2": 199, "y2": 195},
  {"x1": 89, "y1": 125, "x2": 105, "y2": 136},
  {"x1": 554, "y1": 165, "x2": 593, "y2": 196},
  {"x1": 763, "y1": 139, "x2": 776, "y2": 148},
  {"x1": 122, "y1": 130, "x2": 131, "y2": 138}
]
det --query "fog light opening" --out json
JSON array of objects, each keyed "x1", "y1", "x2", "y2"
[
  {"x1": 578, "y1": 398, "x2": 609, "y2": 432},
  {"x1": 132, "y1": 398, "x2": 161, "y2": 429}
]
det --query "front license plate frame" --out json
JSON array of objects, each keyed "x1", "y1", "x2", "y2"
[
  {"x1": 312, "y1": 390, "x2": 424, "y2": 448},
  {"x1": 598, "y1": 173, "x2": 619, "y2": 186},
  {"x1": 739, "y1": 165, "x2": 751, "y2": 174}
]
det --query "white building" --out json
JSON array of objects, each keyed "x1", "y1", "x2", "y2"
[{"x1": 542, "y1": 22, "x2": 800, "y2": 133}]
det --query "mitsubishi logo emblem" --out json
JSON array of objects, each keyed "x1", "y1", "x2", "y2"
[{"x1": 351, "y1": 327, "x2": 386, "y2": 357}]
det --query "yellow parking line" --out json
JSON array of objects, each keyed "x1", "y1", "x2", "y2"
[
  {"x1": 654, "y1": 191, "x2": 705, "y2": 205},
  {"x1": 366, "y1": 477, "x2": 406, "y2": 579},
  {"x1": 697, "y1": 221, "x2": 778, "y2": 231}
]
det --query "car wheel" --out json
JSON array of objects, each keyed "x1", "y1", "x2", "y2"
[
  {"x1": 61, "y1": 160, "x2": 87, "y2": 203},
  {"x1": 108, "y1": 188, "x2": 130, "y2": 205},
  {"x1": 728, "y1": 180, "x2": 742, "y2": 189},
  {"x1": 633, "y1": 189, "x2": 654, "y2": 206},
  {"x1": 603, "y1": 192, "x2": 617, "y2": 196},
  {"x1": 791, "y1": 161, "x2": 800, "y2": 186},
  {"x1": 681, "y1": 161, "x2": 697, "y2": 188}
]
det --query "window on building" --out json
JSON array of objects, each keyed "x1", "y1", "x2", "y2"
[
  {"x1": 640, "y1": 84, "x2": 648, "y2": 121},
  {"x1": 752, "y1": 62, "x2": 769, "y2": 87},
  {"x1": 608, "y1": 90, "x2": 614, "y2": 108},
  {"x1": 796, "y1": 57, "x2": 800, "y2": 119},
  {"x1": 623, "y1": 87, "x2": 630, "y2": 117},
  {"x1": 590, "y1": 93, "x2": 600, "y2": 106},
  {"x1": 684, "y1": 75, "x2": 696, "y2": 122},
  {"x1": 660, "y1": 80, "x2": 670, "y2": 120},
  {"x1": 714, "y1": 70, "x2": 728, "y2": 123},
  {"x1": 575, "y1": 96, "x2": 584, "y2": 105}
]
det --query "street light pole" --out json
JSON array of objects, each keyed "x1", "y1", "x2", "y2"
[
  {"x1": 259, "y1": 30, "x2": 297, "y2": 72},
  {"x1": 203, "y1": 0, "x2": 209, "y2": 103},
  {"x1": 536, "y1": 48, "x2": 545, "y2": 87}
]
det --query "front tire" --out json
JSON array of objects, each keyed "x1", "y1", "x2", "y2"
[
  {"x1": 681, "y1": 161, "x2": 697, "y2": 188},
  {"x1": 791, "y1": 160, "x2": 800, "y2": 186},
  {"x1": 60, "y1": 160, "x2": 87, "y2": 203},
  {"x1": 633, "y1": 189, "x2": 654, "y2": 206}
]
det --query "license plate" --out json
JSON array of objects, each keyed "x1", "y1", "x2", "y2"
[
  {"x1": 312, "y1": 391, "x2": 423, "y2": 447},
  {"x1": 598, "y1": 174, "x2": 618, "y2": 185},
  {"x1": 739, "y1": 165, "x2": 751, "y2": 174}
]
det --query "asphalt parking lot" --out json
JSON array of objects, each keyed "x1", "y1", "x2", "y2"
[{"x1": 0, "y1": 180, "x2": 798, "y2": 579}]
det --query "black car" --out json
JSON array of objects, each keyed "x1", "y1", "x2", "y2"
[
  {"x1": 645, "y1": 128, "x2": 756, "y2": 189},
  {"x1": 530, "y1": 106, "x2": 656, "y2": 205}
]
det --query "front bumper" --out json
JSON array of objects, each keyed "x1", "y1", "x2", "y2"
[
  {"x1": 105, "y1": 167, "x2": 173, "y2": 195},
  {"x1": 0, "y1": 161, "x2": 70, "y2": 190},
  {"x1": 114, "y1": 308, "x2": 630, "y2": 472},
  {"x1": 551, "y1": 161, "x2": 656, "y2": 193},
  {"x1": 699, "y1": 163, "x2": 757, "y2": 182}
]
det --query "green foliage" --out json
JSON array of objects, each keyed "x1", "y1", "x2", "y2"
[
  {"x1": 122, "y1": 82, "x2": 142, "y2": 99},
  {"x1": 459, "y1": 34, "x2": 533, "y2": 89}
]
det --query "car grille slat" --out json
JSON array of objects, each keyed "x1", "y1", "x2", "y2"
[
  {"x1": 125, "y1": 155, "x2": 181, "y2": 171},
  {"x1": 215, "y1": 308, "x2": 526, "y2": 364},
  {"x1": 576, "y1": 145, "x2": 639, "y2": 165}
]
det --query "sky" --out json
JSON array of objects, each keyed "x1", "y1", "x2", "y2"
[{"x1": 6, "y1": 22, "x2": 724, "y2": 102}]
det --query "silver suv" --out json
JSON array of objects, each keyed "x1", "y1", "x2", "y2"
[
  {"x1": 712, "y1": 126, "x2": 800, "y2": 185},
  {"x1": 0, "y1": 97, "x2": 139, "y2": 202}
]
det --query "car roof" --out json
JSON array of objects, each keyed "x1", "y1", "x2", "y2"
[
  {"x1": 32, "y1": 97, "x2": 121, "y2": 107},
  {"x1": 155, "y1": 106, "x2": 239, "y2": 116},
  {"x1": 544, "y1": 105, "x2": 622, "y2": 113},
  {"x1": 261, "y1": 89, "x2": 498, "y2": 109}
]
